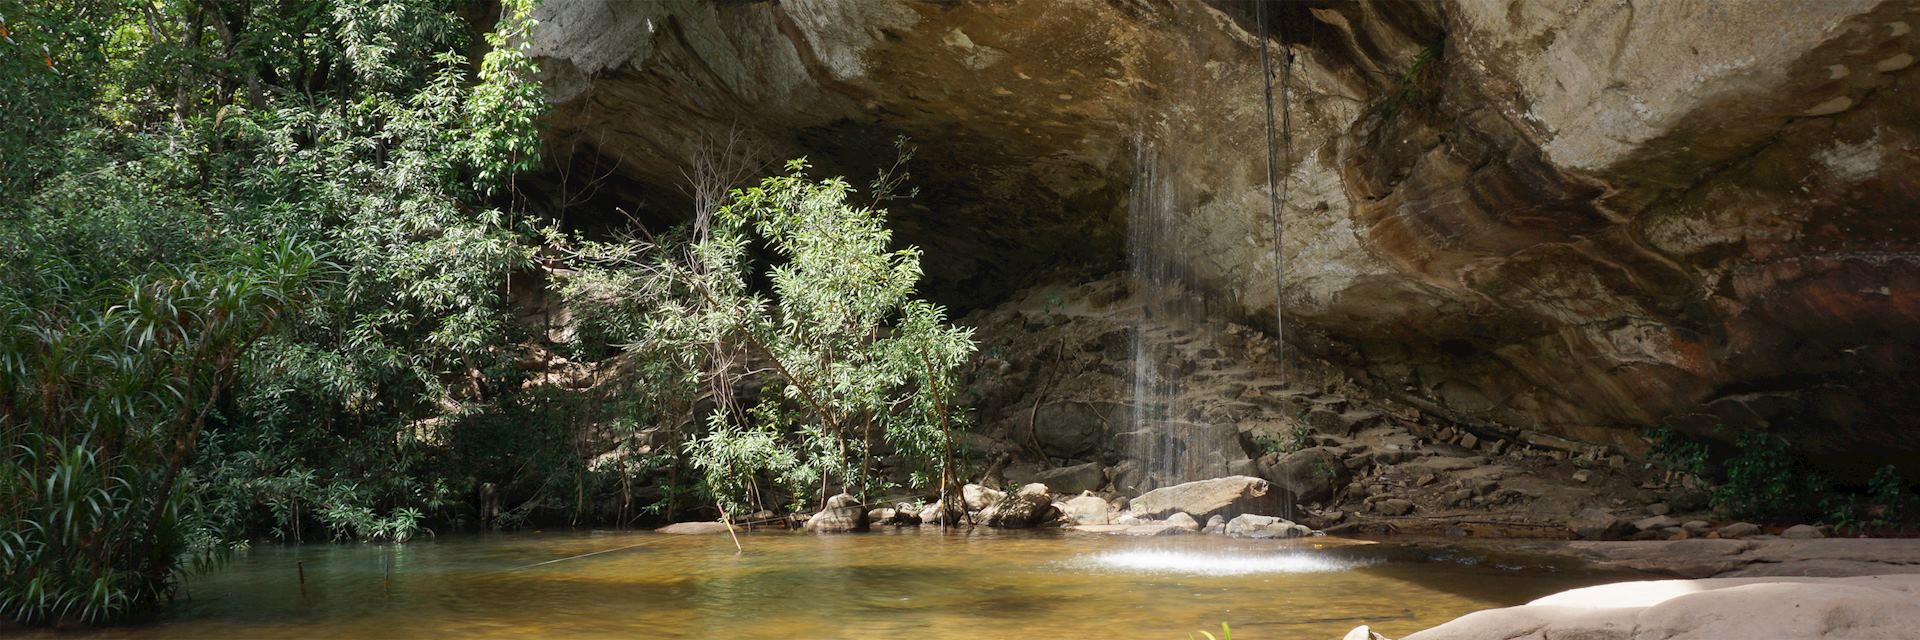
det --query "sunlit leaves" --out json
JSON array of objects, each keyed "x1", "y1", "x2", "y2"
[
  {"x1": 559, "y1": 159, "x2": 976, "y2": 515},
  {"x1": 2, "y1": 0, "x2": 542, "y2": 624}
]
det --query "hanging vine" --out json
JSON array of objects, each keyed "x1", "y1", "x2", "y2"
[{"x1": 1255, "y1": 1, "x2": 1295, "y2": 366}]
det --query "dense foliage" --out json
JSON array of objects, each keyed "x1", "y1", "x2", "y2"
[
  {"x1": 2, "y1": 0, "x2": 976, "y2": 625},
  {"x1": 1, "y1": 0, "x2": 542, "y2": 623},
  {"x1": 1650, "y1": 426, "x2": 1912, "y2": 529},
  {"x1": 554, "y1": 160, "x2": 975, "y2": 517}
]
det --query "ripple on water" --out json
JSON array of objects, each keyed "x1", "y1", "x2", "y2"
[{"x1": 1072, "y1": 549, "x2": 1377, "y2": 576}]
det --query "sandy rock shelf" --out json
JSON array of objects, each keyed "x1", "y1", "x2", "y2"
[{"x1": 1402, "y1": 574, "x2": 1920, "y2": 640}]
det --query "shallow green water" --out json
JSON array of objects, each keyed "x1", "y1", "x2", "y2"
[{"x1": 59, "y1": 529, "x2": 1643, "y2": 639}]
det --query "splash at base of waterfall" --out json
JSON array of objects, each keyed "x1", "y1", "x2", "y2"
[{"x1": 1075, "y1": 549, "x2": 1375, "y2": 576}]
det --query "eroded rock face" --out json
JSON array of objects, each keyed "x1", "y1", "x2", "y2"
[{"x1": 531, "y1": 0, "x2": 1920, "y2": 467}]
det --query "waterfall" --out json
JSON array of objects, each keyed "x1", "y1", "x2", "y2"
[
  {"x1": 1122, "y1": 3, "x2": 1295, "y2": 500},
  {"x1": 1125, "y1": 144, "x2": 1220, "y2": 490}
]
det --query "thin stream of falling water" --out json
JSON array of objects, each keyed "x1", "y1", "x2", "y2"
[
  {"x1": 1126, "y1": 143, "x2": 1215, "y2": 491},
  {"x1": 1127, "y1": 145, "x2": 1173, "y2": 488},
  {"x1": 1126, "y1": 140, "x2": 1293, "y2": 522}
]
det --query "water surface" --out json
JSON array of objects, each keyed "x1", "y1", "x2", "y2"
[{"x1": 68, "y1": 529, "x2": 1643, "y2": 639}]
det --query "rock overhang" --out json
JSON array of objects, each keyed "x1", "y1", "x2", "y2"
[{"x1": 524, "y1": 0, "x2": 1920, "y2": 470}]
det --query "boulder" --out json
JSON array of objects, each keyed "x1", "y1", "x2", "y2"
[
  {"x1": 1127, "y1": 476, "x2": 1295, "y2": 522},
  {"x1": 1718, "y1": 522, "x2": 1763, "y2": 539},
  {"x1": 1224, "y1": 514, "x2": 1311, "y2": 539},
  {"x1": 1681, "y1": 520, "x2": 1714, "y2": 537},
  {"x1": 1258, "y1": 447, "x2": 1352, "y2": 504},
  {"x1": 869, "y1": 502, "x2": 921, "y2": 526},
  {"x1": 1165, "y1": 512, "x2": 1201, "y2": 531},
  {"x1": 1570, "y1": 508, "x2": 1631, "y2": 540},
  {"x1": 983, "y1": 483, "x2": 1060, "y2": 528},
  {"x1": 962, "y1": 484, "x2": 1005, "y2": 511},
  {"x1": 917, "y1": 499, "x2": 969, "y2": 526},
  {"x1": 804, "y1": 493, "x2": 870, "y2": 532},
  {"x1": 1059, "y1": 494, "x2": 1112, "y2": 525},
  {"x1": 1781, "y1": 524, "x2": 1825, "y2": 539},
  {"x1": 1374, "y1": 498, "x2": 1415, "y2": 517},
  {"x1": 894, "y1": 502, "x2": 923, "y2": 525},
  {"x1": 1033, "y1": 462, "x2": 1106, "y2": 495},
  {"x1": 1107, "y1": 461, "x2": 1146, "y2": 495}
]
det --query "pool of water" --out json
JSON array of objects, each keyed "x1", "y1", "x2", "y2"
[{"x1": 61, "y1": 529, "x2": 1645, "y2": 639}]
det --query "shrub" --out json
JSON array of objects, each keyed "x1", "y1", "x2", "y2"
[
  {"x1": 556, "y1": 159, "x2": 975, "y2": 516},
  {"x1": 1711, "y1": 431, "x2": 1824, "y2": 520},
  {"x1": 1, "y1": 241, "x2": 328, "y2": 624}
]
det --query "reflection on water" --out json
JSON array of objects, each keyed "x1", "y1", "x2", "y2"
[
  {"x1": 1074, "y1": 548, "x2": 1373, "y2": 576},
  {"x1": 57, "y1": 530, "x2": 1643, "y2": 639}
]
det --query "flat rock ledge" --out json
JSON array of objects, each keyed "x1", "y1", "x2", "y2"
[
  {"x1": 1399, "y1": 575, "x2": 1920, "y2": 640},
  {"x1": 1563, "y1": 538, "x2": 1920, "y2": 579}
]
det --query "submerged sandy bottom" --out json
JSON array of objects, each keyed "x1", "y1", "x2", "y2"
[{"x1": 56, "y1": 529, "x2": 1643, "y2": 639}]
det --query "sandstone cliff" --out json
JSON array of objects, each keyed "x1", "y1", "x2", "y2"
[{"x1": 527, "y1": 0, "x2": 1920, "y2": 470}]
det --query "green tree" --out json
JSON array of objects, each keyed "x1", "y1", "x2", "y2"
[
  {"x1": 557, "y1": 159, "x2": 975, "y2": 517},
  {"x1": 0, "y1": 0, "x2": 545, "y2": 623}
]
